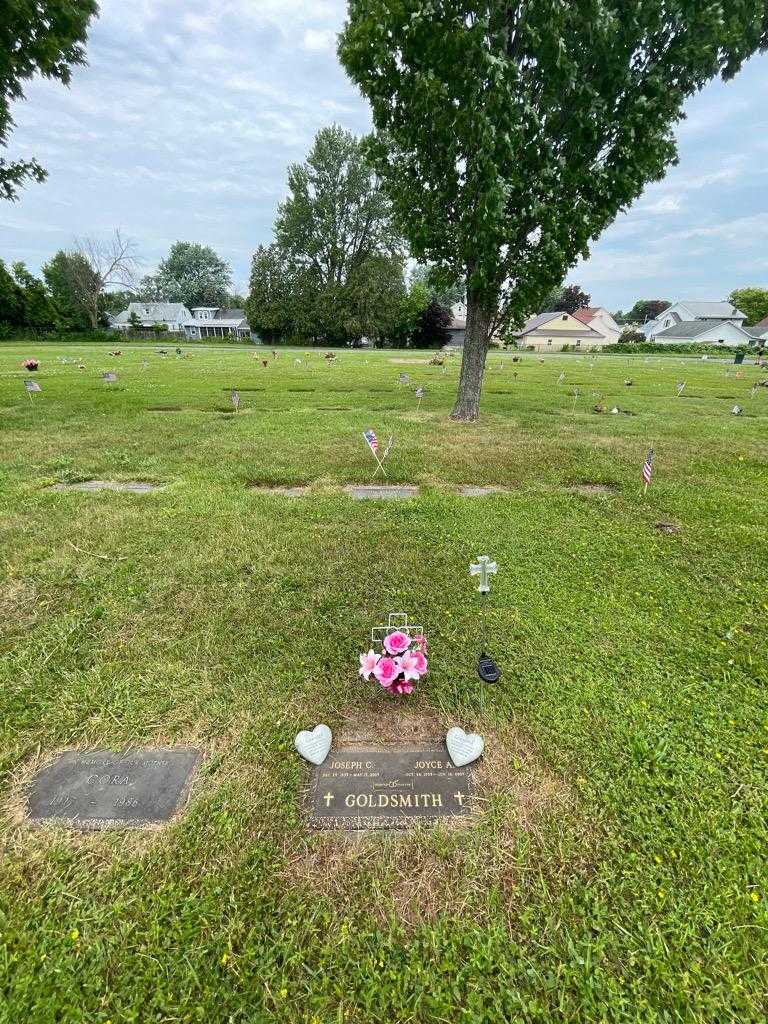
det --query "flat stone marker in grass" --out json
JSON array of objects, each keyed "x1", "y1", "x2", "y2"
[
  {"x1": 345, "y1": 485, "x2": 419, "y2": 500},
  {"x1": 50, "y1": 480, "x2": 163, "y2": 493},
  {"x1": 27, "y1": 748, "x2": 201, "y2": 829},
  {"x1": 309, "y1": 749, "x2": 472, "y2": 830},
  {"x1": 457, "y1": 485, "x2": 511, "y2": 497}
]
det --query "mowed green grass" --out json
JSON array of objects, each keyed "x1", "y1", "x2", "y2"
[{"x1": 0, "y1": 342, "x2": 766, "y2": 1024}]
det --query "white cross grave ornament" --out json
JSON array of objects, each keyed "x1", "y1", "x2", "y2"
[{"x1": 470, "y1": 555, "x2": 497, "y2": 594}]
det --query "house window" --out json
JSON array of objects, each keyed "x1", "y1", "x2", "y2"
[
  {"x1": 547, "y1": 339, "x2": 552, "y2": 346},
  {"x1": 561, "y1": 314, "x2": 567, "y2": 321},
  {"x1": 575, "y1": 340, "x2": 581, "y2": 347}
]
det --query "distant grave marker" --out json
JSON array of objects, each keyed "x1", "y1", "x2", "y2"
[
  {"x1": 345, "y1": 485, "x2": 418, "y2": 500},
  {"x1": 27, "y1": 748, "x2": 201, "y2": 829},
  {"x1": 49, "y1": 480, "x2": 163, "y2": 493}
]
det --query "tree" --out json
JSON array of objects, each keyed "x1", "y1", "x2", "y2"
[
  {"x1": 43, "y1": 250, "x2": 95, "y2": 330},
  {"x1": 152, "y1": 242, "x2": 233, "y2": 308},
  {"x1": 276, "y1": 125, "x2": 400, "y2": 291},
  {"x1": 411, "y1": 298, "x2": 452, "y2": 348},
  {"x1": 547, "y1": 284, "x2": 591, "y2": 315},
  {"x1": 12, "y1": 262, "x2": 59, "y2": 332},
  {"x1": 729, "y1": 287, "x2": 768, "y2": 326},
  {"x1": 248, "y1": 125, "x2": 405, "y2": 345},
  {"x1": 45, "y1": 231, "x2": 138, "y2": 329},
  {"x1": 1, "y1": 1, "x2": 97, "y2": 200},
  {"x1": 339, "y1": 3, "x2": 768, "y2": 420},
  {"x1": 618, "y1": 327, "x2": 646, "y2": 344},
  {"x1": 410, "y1": 264, "x2": 464, "y2": 309},
  {"x1": 245, "y1": 244, "x2": 303, "y2": 343},
  {"x1": 627, "y1": 299, "x2": 671, "y2": 324},
  {"x1": 0, "y1": 259, "x2": 24, "y2": 327}
]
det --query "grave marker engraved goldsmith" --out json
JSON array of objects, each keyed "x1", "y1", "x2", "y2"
[
  {"x1": 27, "y1": 748, "x2": 201, "y2": 829},
  {"x1": 309, "y1": 749, "x2": 473, "y2": 830}
]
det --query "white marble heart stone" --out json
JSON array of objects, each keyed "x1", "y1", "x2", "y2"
[
  {"x1": 294, "y1": 724, "x2": 332, "y2": 766},
  {"x1": 446, "y1": 727, "x2": 484, "y2": 767}
]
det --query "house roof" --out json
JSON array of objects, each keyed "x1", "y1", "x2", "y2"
[
  {"x1": 113, "y1": 302, "x2": 190, "y2": 324},
  {"x1": 752, "y1": 315, "x2": 768, "y2": 330},
  {"x1": 516, "y1": 311, "x2": 600, "y2": 336},
  {"x1": 679, "y1": 300, "x2": 745, "y2": 320},
  {"x1": 654, "y1": 319, "x2": 748, "y2": 340},
  {"x1": 215, "y1": 308, "x2": 246, "y2": 321},
  {"x1": 572, "y1": 307, "x2": 599, "y2": 324}
]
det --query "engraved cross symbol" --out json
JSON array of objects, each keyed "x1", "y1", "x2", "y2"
[
  {"x1": 470, "y1": 556, "x2": 497, "y2": 594},
  {"x1": 454, "y1": 791, "x2": 465, "y2": 806},
  {"x1": 323, "y1": 792, "x2": 334, "y2": 807}
]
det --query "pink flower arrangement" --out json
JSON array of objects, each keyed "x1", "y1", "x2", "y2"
[
  {"x1": 22, "y1": 359, "x2": 39, "y2": 371},
  {"x1": 359, "y1": 628, "x2": 428, "y2": 696}
]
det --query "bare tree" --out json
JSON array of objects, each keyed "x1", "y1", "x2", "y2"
[{"x1": 67, "y1": 230, "x2": 139, "y2": 329}]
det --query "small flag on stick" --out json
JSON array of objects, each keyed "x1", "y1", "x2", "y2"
[
  {"x1": 557, "y1": 372, "x2": 566, "y2": 384},
  {"x1": 102, "y1": 371, "x2": 118, "y2": 383},
  {"x1": 642, "y1": 448, "x2": 654, "y2": 493},
  {"x1": 675, "y1": 381, "x2": 686, "y2": 396},
  {"x1": 231, "y1": 389, "x2": 240, "y2": 412},
  {"x1": 415, "y1": 386, "x2": 424, "y2": 410},
  {"x1": 363, "y1": 428, "x2": 391, "y2": 478},
  {"x1": 24, "y1": 379, "x2": 42, "y2": 393},
  {"x1": 398, "y1": 372, "x2": 409, "y2": 385}
]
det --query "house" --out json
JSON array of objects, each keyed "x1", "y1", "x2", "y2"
[
  {"x1": 445, "y1": 302, "x2": 467, "y2": 347},
  {"x1": 112, "y1": 302, "x2": 191, "y2": 333},
  {"x1": 641, "y1": 300, "x2": 754, "y2": 347},
  {"x1": 749, "y1": 315, "x2": 768, "y2": 341},
  {"x1": 183, "y1": 307, "x2": 252, "y2": 340},
  {"x1": 571, "y1": 307, "x2": 622, "y2": 344},
  {"x1": 111, "y1": 302, "x2": 254, "y2": 340},
  {"x1": 512, "y1": 310, "x2": 607, "y2": 351}
]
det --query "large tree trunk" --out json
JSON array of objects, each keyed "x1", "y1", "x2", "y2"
[{"x1": 450, "y1": 290, "x2": 495, "y2": 421}]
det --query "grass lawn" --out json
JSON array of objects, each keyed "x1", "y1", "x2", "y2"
[{"x1": 0, "y1": 342, "x2": 766, "y2": 1023}]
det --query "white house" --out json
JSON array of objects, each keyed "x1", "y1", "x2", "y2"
[
  {"x1": 445, "y1": 302, "x2": 467, "y2": 347},
  {"x1": 513, "y1": 310, "x2": 607, "y2": 351},
  {"x1": 112, "y1": 302, "x2": 254, "y2": 340},
  {"x1": 112, "y1": 302, "x2": 190, "y2": 333},
  {"x1": 183, "y1": 307, "x2": 252, "y2": 340},
  {"x1": 640, "y1": 300, "x2": 754, "y2": 347},
  {"x1": 571, "y1": 306, "x2": 622, "y2": 343}
]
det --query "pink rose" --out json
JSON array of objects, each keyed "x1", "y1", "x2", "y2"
[
  {"x1": 358, "y1": 649, "x2": 379, "y2": 681},
  {"x1": 373, "y1": 656, "x2": 399, "y2": 687},
  {"x1": 391, "y1": 679, "x2": 413, "y2": 695},
  {"x1": 383, "y1": 631, "x2": 410, "y2": 655},
  {"x1": 414, "y1": 635, "x2": 427, "y2": 651},
  {"x1": 399, "y1": 650, "x2": 428, "y2": 681}
]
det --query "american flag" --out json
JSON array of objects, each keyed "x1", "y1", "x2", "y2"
[
  {"x1": 24, "y1": 379, "x2": 42, "y2": 393},
  {"x1": 557, "y1": 372, "x2": 566, "y2": 384},
  {"x1": 363, "y1": 429, "x2": 378, "y2": 454},
  {"x1": 102, "y1": 371, "x2": 117, "y2": 382},
  {"x1": 398, "y1": 372, "x2": 408, "y2": 384},
  {"x1": 642, "y1": 448, "x2": 654, "y2": 488},
  {"x1": 415, "y1": 387, "x2": 424, "y2": 399},
  {"x1": 231, "y1": 389, "x2": 240, "y2": 410}
]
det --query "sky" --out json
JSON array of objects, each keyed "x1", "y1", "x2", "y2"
[{"x1": 2, "y1": 0, "x2": 768, "y2": 312}]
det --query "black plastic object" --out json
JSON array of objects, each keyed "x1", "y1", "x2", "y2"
[{"x1": 478, "y1": 652, "x2": 501, "y2": 683}]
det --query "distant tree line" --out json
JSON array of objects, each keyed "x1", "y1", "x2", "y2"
[
  {"x1": 245, "y1": 125, "x2": 461, "y2": 347},
  {"x1": 0, "y1": 236, "x2": 245, "y2": 337}
]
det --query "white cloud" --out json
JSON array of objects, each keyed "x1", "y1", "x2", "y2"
[{"x1": 303, "y1": 28, "x2": 337, "y2": 52}]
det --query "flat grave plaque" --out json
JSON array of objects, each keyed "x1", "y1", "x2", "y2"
[
  {"x1": 309, "y1": 748, "x2": 473, "y2": 830},
  {"x1": 27, "y1": 748, "x2": 201, "y2": 829}
]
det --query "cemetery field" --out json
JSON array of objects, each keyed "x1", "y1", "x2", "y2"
[{"x1": 1, "y1": 342, "x2": 767, "y2": 1024}]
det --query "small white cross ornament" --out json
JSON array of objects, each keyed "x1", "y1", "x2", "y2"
[{"x1": 470, "y1": 555, "x2": 497, "y2": 594}]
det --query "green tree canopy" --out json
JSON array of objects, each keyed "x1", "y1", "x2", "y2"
[
  {"x1": 0, "y1": 258, "x2": 24, "y2": 327},
  {"x1": 42, "y1": 250, "x2": 96, "y2": 330},
  {"x1": 545, "y1": 284, "x2": 591, "y2": 315},
  {"x1": 627, "y1": 299, "x2": 671, "y2": 324},
  {"x1": 151, "y1": 242, "x2": 233, "y2": 309},
  {"x1": 11, "y1": 262, "x2": 59, "y2": 331},
  {"x1": 339, "y1": 2, "x2": 768, "y2": 419},
  {"x1": 728, "y1": 287, "x2": 768, "y2": 326},
  {"x1": 1, "y1": 1, "x2": 97, "y2": 200},
  {"x1": 248, "y1": 125, "x2": 405, "y2": 346}
]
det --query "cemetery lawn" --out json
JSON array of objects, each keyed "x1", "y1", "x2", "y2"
[{"x1": 1, "y1": 342, "x2": 767, "y2": 1024}]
